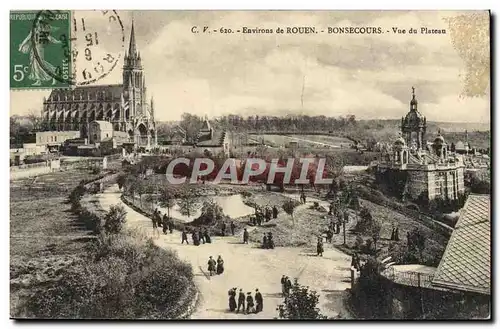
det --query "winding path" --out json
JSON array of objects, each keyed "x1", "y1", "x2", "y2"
[{"x1": 99, "y1": 185, "x2": 352, "y2": 319}]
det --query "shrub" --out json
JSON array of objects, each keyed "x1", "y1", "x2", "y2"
[
  {"x1": 21, "y1": 234, "x2": 194, "y2": 319},
  {"x1": 277, "y1": 278, "x2": 327, "y2": 319},
  {"x1": 240, "y1": 191, "x2": 252, "y2": 198},
  {"x1": 103, "y1": 205, "x2": 127, "y2": 235},
  {"x1": 354, "y1": 235, "x2": 364, "y2": 250}
]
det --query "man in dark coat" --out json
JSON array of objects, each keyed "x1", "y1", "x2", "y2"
[
  {"x1": 221, "y1": 222, "x2": 227, "y2": 236},
  {"x1": 262, "y1": 234, "x2": 268, "y2": 249},
  {"x1": 255, "y1": 289, "x2": 263, "y2": 313},
  {"x1": 281, "y1": 275, "x2": 286, "y2": 295},
  {"x1": 243, "y1": 228, "x2": 249, "y2": 244},
  {"x1": 181, "y1": 229, "x2": 189, "y2": 244},
  {"x1": 326, "y1": 229, "x2": 333, "y2": 243},
  {"x1": 237, "y1": 289, "x2": 245, "y2": 313},
  {"x1": 246, "y1": 292, "x2": 255, "y2": 314},
  {"x1": 272, "y1": 205, "x2": 278, "y2": 219},
  {"x1": 317, "y1": 237, "x2": 324, "y2": 257},
  {"x1": 265, "y1": 207, "x2": 271, "y2": 222},
  {"x1": 192, "y1": 231, "x2": 200, "y2": 246},
  {"x1": 155, "y1": 209, "x2": 162, "y2": 227},
  {"x1": 168, "y1": 220, "x2": 174, "y2": 233},
  {"x1": 162, "y1": 214, "x2": 169, "y2": 234},
  {"x1": 230, "y1": 221, "x2": 236, "y2": 235},
  {"x1": 267, "y1": 232, "x2": 274, "y2": 249},
  {"x1": 204, "y1": 228, "x2": 212, "y2": 243},
  {"x1": 285, "y1": 277, "x2": 292, "y2": 295},
  {"x1": 207, "y1": 256, "x2": 216, "y2": 276}
]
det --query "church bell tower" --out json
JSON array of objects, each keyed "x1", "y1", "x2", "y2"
[{"x1": 123, "y1": 20, "x2": 145, "y2": 118}]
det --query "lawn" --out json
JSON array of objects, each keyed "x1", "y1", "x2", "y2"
[{"x1": 10, "y1": 168, "x2": 103, "y2": 317}]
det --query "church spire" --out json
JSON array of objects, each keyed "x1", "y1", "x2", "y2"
[{"x1": 128, "y1": 19, "x2": 138, "y2": 58}]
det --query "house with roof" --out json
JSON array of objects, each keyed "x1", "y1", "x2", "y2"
[{"x1": 377, "y1": 193, "x2": 490, "y2": 319}]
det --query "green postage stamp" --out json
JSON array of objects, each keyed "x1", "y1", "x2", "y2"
[{"x1": 10, "y1": 10, "x2": 72, "y2": 89}]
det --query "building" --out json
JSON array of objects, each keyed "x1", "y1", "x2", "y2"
[
  {"x1": 377, "y1": 88, "x2": 465, "y2": 202},
  {"x1": 41, "y1": 20, "x2": 157, "y2": 149},
  {"x1": 432, "y1": 194, "x2": 490, "y2": 296},
  {"x1": 193, "y1": 117, "x2": 230, "y2": 156}
]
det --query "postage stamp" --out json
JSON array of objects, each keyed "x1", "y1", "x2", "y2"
[
  {"x1": 10, "y1": 10, "x2": 72, "y2": 89},
  {"x1": 10, "y1": 10, "x2": 125, "y2": 89}
]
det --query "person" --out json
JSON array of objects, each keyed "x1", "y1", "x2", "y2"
[
  {"x1": 216, "y1": 255, "x2": 225, "y2": 275},
  {"x1": 262, "y1": 234, "x2": 268, "y2": 249},
  {"x1": 243, "y1": 228, "x2": 249, "y2": 244},
  {"x1": 272, "y1": 205, "x2": 278, "y2": 219},
  {"x1": 192, "y1": 231, "x2": 200, "y2": 246},
  {"x1": 154, "y1": 209, "x2": 162, "y2": 228},
  {"x1": 199, "y1": 229, "x2": 205, "y2": 244},
  {"x1": 207, "y1": 256, "x2": 216, "y2": 276},
  {"x1": 285, "y1": 277, "x2": 292, "y2": 295},
  {"x1": 168, "y1": 220, "x2": 174, "y2": 234},
  {"x1": 220, "y1": 221, "x2": 226, "y2": 236},
  {"x1": 162, "y1": 214, "x2": 169, "y2": 235},
  {"x1": 394, "y1": 227, "x2": 400, "y2": 241},
  {"x1": 326, "y1": 229, "x2": 333, "y2": 243},
  {"x1": 151, "y1": 213, "x2": 160, "y2": 239},
  {"x1": 317, "y1": 237, "x2": 324, "y2": 257},
  {"x1": 237, "y1": 289, "x2": 245, "y2": 313},
  {"x1": 181, "y1": 229, "x2": 189, "y2": 244},
  {"x1": 255, "y1": 289, "x2": 263, "y2": 313},
  {"x1": 230, "y1": 221, "x2": 236, "y2": 236},
  {"x1": 246, "y1": 292, "x2": 255, "y2": 314},
  {"x1": 280, "y1": 275, "x2": 287, "y2": 296},
  {"x1": 265, "y1": 207, "x2": 271, "y2": 222},
  {"x1": 228, "y1": 288, "x2": 237, "y2": 312},
  {"x1": 204, "y1": 228, "x2": 212, "y2": 243},
  {"x1": 256, "y1": 213, "x2": 262, "y2": 226},
  {"x1": 267, "y1": 232, "x2": 274, "y2": 249},
  {"x1": 329, "y1": 202, "x2": 334, "y2": 215}
]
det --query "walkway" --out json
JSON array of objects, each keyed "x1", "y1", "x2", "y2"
[{"x1": 99, "y1": 186, "x2": 352, "y2": 319}]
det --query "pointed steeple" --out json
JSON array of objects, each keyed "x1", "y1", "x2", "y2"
[{"x1": 128, "y1": 19, "x2": 137, "y2": 58}]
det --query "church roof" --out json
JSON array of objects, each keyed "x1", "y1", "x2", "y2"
[
  {"x1": 47, "y1": 84, "x2": 124, "y2": 102},
  {"x1": 432, "y1": 194, "x2": 491, "y2": 295}
]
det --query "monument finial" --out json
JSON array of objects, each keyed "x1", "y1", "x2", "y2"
[{"x1": 412, "y1": 86, "x2": 415, "y2": 98}]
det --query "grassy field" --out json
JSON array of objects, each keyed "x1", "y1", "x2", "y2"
[{"x1": 10, "y1": 169, "x2": 102, "y2": 317}]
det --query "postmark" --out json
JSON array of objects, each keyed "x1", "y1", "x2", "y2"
[
  {"x1": 10, "y1": 10, "x2": 72, "y2": 89},
  {"x1": 68, "y1": 10, "x2": 125, "y2": 86}
]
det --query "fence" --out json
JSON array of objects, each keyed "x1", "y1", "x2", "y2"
[
  {"x1": 10, "y1": 161, "x2": 50, "y2": 172},
  {"x1": 382, "y1": 267, "x2": 435, "y2": 289}
]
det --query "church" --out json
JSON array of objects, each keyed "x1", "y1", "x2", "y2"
[
  {"x1": 40, "y1": 20, "x2": 157, "y2": 149},
  {"x1": 376, "y1": 88, "x2": 465, "y2": 202}
]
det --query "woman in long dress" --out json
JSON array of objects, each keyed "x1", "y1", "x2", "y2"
[
  {"x1": 228, "y1": 288, "x2": 237, "y2": 312},
  {"x1": 216, "y1": 255, "x2": 224, "y2": 275}
]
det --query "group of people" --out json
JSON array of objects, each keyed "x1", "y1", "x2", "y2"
[
  {"x1": 207, "y1": 255, "x2": 224, "y2": 276},
  {"x1": 390, "y1": 226, "x2": 400, "y2": 241},
  {"x1": 228, "y1": 288, "x2": 263, "y2": 314},
  {"x1": 251, "y1": 205, "x2": 279, "y2": 226},
  {"x1": 220, "y1": 221, "x2": 236, "y2": 236},
  {"x1": 152, "y1": 208, "x2": 175, "y2": 237},
  {"x1": 261, "y1": 232, "x2": 275, "y2": 249},
  {"x1": 280, "y1": 275, "x2": 293, "y2": 296},
  {"x1": 181, "y1": 228, "x2": 212, "y2": 245}
]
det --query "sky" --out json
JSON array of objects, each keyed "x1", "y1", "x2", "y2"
[{"x1": 10, "y1": 10, "x2": 490, "y2": 123}]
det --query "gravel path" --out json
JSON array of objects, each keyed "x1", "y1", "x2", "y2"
[{"x1": 99, "y1": 185, "x2": 352, "y2": 319}]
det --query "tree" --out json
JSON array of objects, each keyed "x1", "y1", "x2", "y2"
[
  {"x1": 26, "y1": 110, "x2": 43, "y2": 132},
  {"x1": 277, "y1": 278, "x2": 327, "y2": 319},
  {"x1": 282, "y1": 200, "x2": 297, "y2": 226},
  {"x1": 103, "y1": 205, "x2": 127, "y2": 234},
  {"x1": 158, "y1": 186, "x2": 176, "y2": 218},
  {"x1": 177, "y1": 194, "x2": 199, "y2": 219},
  {"x1": 407, "y1": 228, "x2": 426, "y2": 262}
]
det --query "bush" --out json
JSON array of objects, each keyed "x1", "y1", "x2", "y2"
[
  {"x1": 277, "y1": 278, "x2": 327, "y2": 319},
  {"x1": 21, "y1": 234, "x2": 194, "y2": 319},
  {"x1": 103, "y1": 205, "x2": 127, "y2": 235}
]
